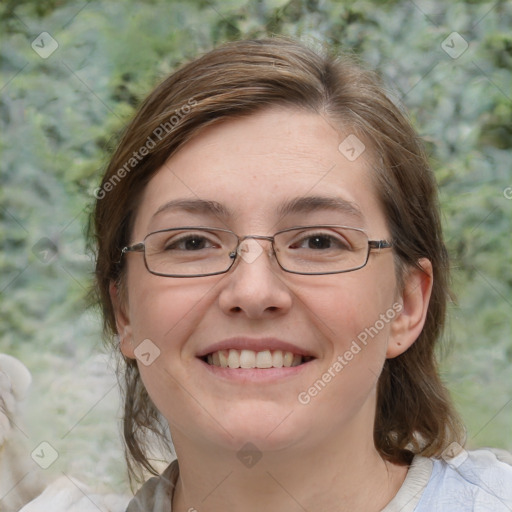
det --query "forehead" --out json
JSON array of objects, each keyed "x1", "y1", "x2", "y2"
[{"x1": 133, "y1": 108, "x2": 387, "y2": 236}]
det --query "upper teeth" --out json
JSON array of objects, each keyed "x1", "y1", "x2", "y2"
[{"x1": 206, "y1": 349, "x2": 305, "y2": 369}]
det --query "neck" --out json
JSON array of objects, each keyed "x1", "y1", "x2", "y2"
[{"x1": 171, "y1": 424, "x2": 407, "y2": 512}]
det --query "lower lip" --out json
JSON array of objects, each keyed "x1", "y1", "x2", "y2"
[{"x1": 197, "y1": 358, "x2": 314, "y2": 383}]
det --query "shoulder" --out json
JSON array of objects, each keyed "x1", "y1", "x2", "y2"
[
  {"x1": 126, "y1": 460, "x2": 179, "y2": 512},
  {"x1": 417, "y1": 448, "x2": 512, "y2": 511}
]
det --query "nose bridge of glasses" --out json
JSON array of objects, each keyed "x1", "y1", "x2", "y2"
[
  {"x1": 240, "y1": 234, "x2": 275, "y2": 244},
  {"x1": 234, "y1": 234, "x2": 276, "y2": 265}
]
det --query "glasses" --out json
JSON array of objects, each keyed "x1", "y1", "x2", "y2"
[{"x1": 120, "y1": 225, "x2": 393, "y2": 278}]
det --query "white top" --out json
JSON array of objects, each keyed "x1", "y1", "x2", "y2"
[
  {"x1": 18, "y1": 448, "x2": 512, "y2": 511},
  {"x1": 125, "y1": 448, "x2": 512, "y2": 512},
  {"x1": 384, "y1": 448, "x2": 512, "y2": 511}
]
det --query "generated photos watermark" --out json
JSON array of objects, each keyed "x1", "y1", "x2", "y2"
[
  {"x1": 338, "y1": 134, "x2": 366, "y2": 162},
  {"x1": 31, "y1": 441, "x2": 59, "y2": 469},
  {"x1": 31, "y1": 31, "x2": 59, "y2": 59},
  {"x1": 134, "y1": 338, "x2": 161, "y2": 366},
  {"x1": 298, "y1": 302, "x2": 403, "y2": 405},
  {"x1": 94, "y1": 97, "x2": 197, "y2": 200},
  {"x1": 441, "y1": 31, "x2": 469, "y2": 59}
]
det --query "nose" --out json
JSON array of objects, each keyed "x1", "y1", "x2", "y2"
[{"x1": 218, "y1": 237, "x2": 293, "y2": 319}]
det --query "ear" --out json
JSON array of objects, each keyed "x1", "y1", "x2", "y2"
[
  {"x1": 109, "y1": 281, "x2": 136, "y2": 359},
  {"x1": 386, "y1": 258, "x2": 433, "y2": 358}
]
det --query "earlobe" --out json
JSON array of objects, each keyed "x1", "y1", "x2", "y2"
[
  {"x1": 109, "y1": 281, "x2": 136, "y2": 359},
  {"x1": 386, "y1": 258, "x2": 433, "y2": 359}
]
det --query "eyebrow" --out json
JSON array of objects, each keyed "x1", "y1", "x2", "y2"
[
  {"x1": 277, "y1": 195, "x2": 364, "y2": 221},
  {"x1": 152, "y1": 195, "x2": 364, "y2": 222},
  {"x1": 152, "y1": 198, "x2": 233, "y2": 220}
]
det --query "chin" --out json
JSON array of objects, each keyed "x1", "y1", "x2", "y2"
[{"x1": 209, "y1": 400, "x2": 310, "y2": 452}]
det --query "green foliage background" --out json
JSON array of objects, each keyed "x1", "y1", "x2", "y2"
[{"x1": 1, "y1": 0, "x2": 511, "y2": 491}]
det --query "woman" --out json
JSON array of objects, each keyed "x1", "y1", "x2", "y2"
[{"x1": 92, "y1": 38, "x2": 512, "y2": 511}]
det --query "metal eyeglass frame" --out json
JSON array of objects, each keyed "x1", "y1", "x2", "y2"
[{"x1": 120, "y1": 225, "x2": 393, "y2": 278}]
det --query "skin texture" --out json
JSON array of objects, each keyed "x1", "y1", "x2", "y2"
[{"x1": 112, "y1": 108, "x2": 433, "y2": 511}]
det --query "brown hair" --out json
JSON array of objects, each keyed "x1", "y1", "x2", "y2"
[{"x1": 91, "y1": 37, "x2": 464, "y2": 486}]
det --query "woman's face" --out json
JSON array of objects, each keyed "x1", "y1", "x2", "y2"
[{"x1": 115, "y1": 108, "x2": 420, "y2": 455}]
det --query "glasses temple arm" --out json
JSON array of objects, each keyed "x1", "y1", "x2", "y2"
[
  {"x1": 368, "y1": 240, "x2": 393, "y2": 250},
  {"x1": 121, "y1": 242, "x2": 145, "y2": 254}
]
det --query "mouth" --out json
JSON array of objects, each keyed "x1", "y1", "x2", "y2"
[{"x1": 199, "y1": 349, "x2": 315, "y2": 369}]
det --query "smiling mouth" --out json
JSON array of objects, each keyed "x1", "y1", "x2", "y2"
[{"x1": 200, "y1": 349, "x2": 315, "y2": 369}]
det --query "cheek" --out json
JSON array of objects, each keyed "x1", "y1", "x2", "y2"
[
  {"x1": 126, "y1": 277, "x2": 218, "y2": 427},
  {"x1": 299, "y1": 287, "x2": 394, "y2": 422},
  {"x1": 308, "y1": 273, "x2": 395, "y2": 344},
  {"x1": 302, "y1": 270, "x2": 397, "y2": 396},
  {"x1": 126, "y1": 270, "x2": 216, "y2": 355}
]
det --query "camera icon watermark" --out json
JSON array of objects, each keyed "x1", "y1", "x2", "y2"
[
  {"x1": 441, "y1": 32, "x2": 468, "y2": 59},
  {"x1": 31, "y1": 441, "x2": 59, "y2": 469},
  {"x1": 31, "y1": 32, "x2": 59, "y2": 59},
  {"x1": 338, "y1": 134, "x2": 366, "y2": 162},
  {"x1": 237, "y1": 442, "x2": 262, "y2": 468},
  {"x1": 134, "y1": 339, "x2": 161, "y2": 366}
]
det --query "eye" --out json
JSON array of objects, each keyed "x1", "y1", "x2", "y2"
[
  {"x1": 163, "y1": 232, "x2": 219, "y2": 251},
  {"x1": 300, "y1": 234, "x2": 336, "y2": 250},
  {"x1": 289, "y1": 230, "x2": 352, "y2": 251}
]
